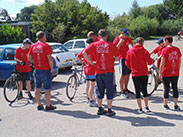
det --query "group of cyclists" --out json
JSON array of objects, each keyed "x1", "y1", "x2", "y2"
[{"x1": 14, "y1": 28, "x2": 182, "y2": 116}]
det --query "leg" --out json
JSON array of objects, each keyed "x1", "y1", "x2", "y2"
[
  {"x1": 124, "y1": 74, "x2": 130, "y2": 90},
  {"x1": 162, "y1": 77, "x2": 171, "y2": 107},
  {"x1": 45, "y1": 90, "x2": 51, "y2": 107},
  {"x1": 85, "y1": 80, "x2": 90, "y2": 100},
  {"x1": 140, "y1": 76, "x2": 149, "y2": 108},
  {"x1": 26, "y1": 80, "x2": 31, "y2": 92},
  {"x1": 89, "y1": 81, "x2": 96, "y2": 101},
  {"x1": 35, "y1": 89, "x2": 41, "y2": 106},
  {"x1": 171, "y1": 76, "x2": 179, "y2": 107}
]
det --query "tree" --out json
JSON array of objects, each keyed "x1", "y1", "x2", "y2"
[
  {"x1": 16, "y1": 6, "x2": 38, "y2": 21},
  {"x1": 164, "y1": 0, "x2": 183, "y2": 19},
  {"x1": 31, "y1": 0, "x2": 109, "y2": 42},
  {"x1": 0, "y1": 8, "x2": 11, "y2": 21},
  {"x1": 129, "y1": 0, "x2": 141, "y2": 19},
  {"x1": 0, "y1": 24, "x2": 26, "y2": 44}
]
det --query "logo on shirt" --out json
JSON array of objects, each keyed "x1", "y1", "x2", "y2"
[
  {"x1": 168, "y1": 51, "x2": 178, "y2": 74},
  {"x1": 96, "y1": 44, "x2": 109, "y2": 53},
  {"x1": 33, "y1": 45, "x2": 43, "y2": 53}
]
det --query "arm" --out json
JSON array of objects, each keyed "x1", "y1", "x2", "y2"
[
  {"x1": 82, "y1": 51, "x2": 94, "y2": 66},
  {"x1": 27, "y1": 55, "x2": 34, "y2": 63},
  {"x1": 47, "y1": 54, "x2": 53, "y2": 73},
  {"x1": 159, "y1": 57, "x2": 165, "y2": 80}
]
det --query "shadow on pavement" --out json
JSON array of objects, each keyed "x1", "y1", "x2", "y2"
[
  {"x1": 48, "y1": 110, "x2": 100, "y2": 119},
  {"x1": 113, "y1": 115, "x2": 175, "y2": 127},
  {"x1": 0, "y1": 81, "x2": 5, "y2": 88},
  {"x1": 52, "y1": 81, "x2": 66, "y2": 91}
]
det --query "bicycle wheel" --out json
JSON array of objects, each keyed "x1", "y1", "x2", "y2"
[
  {"x1": 3, "y1": 77, "x2": 19, "y2": 103},
  {"x1": 147, "y1": 69, "x2": 157, "y2": 96},
  {"x1": 66, "y1": 75, "x2": 78, "y2": 100}
]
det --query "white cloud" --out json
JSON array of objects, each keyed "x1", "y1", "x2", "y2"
[{"x1": 11, "y1": 0, "x2": 46, "y2": 5}]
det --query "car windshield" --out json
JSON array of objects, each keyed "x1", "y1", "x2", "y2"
[
  {"x1": 0, "y1": 47, "x2": 3, "y2": 60},
  {"x1": 64, "y1": 41, "x2": 74, "y2": 49},
  {"x1": 3, "y1": 48, "x2": 16, "y2": 60},
  {"x1": 52, "y1": 44, "x2": 69, "y2": 54}
]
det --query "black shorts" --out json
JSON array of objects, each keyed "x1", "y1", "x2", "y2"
[{"x1": 18, "y1": 72, "x2": 31, "y2": 81}]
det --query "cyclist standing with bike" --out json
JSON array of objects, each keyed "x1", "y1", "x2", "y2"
[
  {"x1": 14, "y1": 38, "x2": 33, "y2": 100},
  {"x1": 113, "y1": 28, "x2": 133, "y2": 98},
  {"x1": 125, "y1": 37, "x2": 153, "y2": 113},
  {"x1": 77, "y1": 38, "x2": 97, "y2": 107},
  {"x1": 28, "y1": 31, "x2": 56, "y2": 111},
  {"x1": 83, "y1": 29, "x2": 120, "y2": 117},
  {"x1": 159, "y1": 35, "x2": 182, "y2": 110}
]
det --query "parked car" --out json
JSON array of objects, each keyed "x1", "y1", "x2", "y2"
[
  {"x1": 48, "y1": 42, "x2": 77, "y2": 70},
  {"x1": 63, "y1": 39, "x2": 87, "y2": 55},
  {"x1": 0, "y1": 43, "x2": 58, "y2": 81}
]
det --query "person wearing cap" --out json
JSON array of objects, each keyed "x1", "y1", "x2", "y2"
[
  {"x1": 150, "y1": 38, "x2": 166, "y2": 85},
  {"x1": 125, "y1": 37, "x2": 153, "y2": 113},
  {"x1": 159, "y1": 35, "x2": 182, "y2": 110},
  {"x1": 83, "y1": 29, "x2": 120, "y2": 117},
  {"x1": 177, "y1": 31, "x2": 183, "y2": 40},
  {"x1": 77, "y1": 38, "x2": 97, "y2": 107},
  {"x1": 14, "y1": 38, "x2": 33, "y2": 99},
  {"x1": 28, "y1": 31, "x2": 56, "y2": 111},
  {"x1": 87, "y1": 31, "x2": 100, "y2": 42},
  {"x1": 113, "y1": 28, "x2": 133, "y2": 98}
]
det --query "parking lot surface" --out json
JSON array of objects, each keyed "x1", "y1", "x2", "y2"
[{"x1": 0, "y1": 38, "x2": 183, "y2": 137}]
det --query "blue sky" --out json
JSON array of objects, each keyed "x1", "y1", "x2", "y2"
[{"x1": 0, "y1": 0, "x2": 164, "y2": 18}]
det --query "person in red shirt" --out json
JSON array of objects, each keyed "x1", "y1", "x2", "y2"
[
  {"x1": 14, "y1": 38, "x2": 33, "y2": 99},
  {"x1": 150, "y1": 38, "x2": 166, "y2": 85},
  {"x1": 83, "y1": 29, "x2": 120, "y2": 117},
  {"x1": 28, "y1": 31, "x2": 56, "y2": 111},
  {"x1": 113, "y1": 28, "x2": 133, "y2": 98},
  {"x1": 125, "y1": 37, "x2": 153, "y2": 113},
  {"x1": 159, "y1": 35, "x2": 182, "y2": 110},
  {"x1": 77, "y1": 37, "x2": 97, "y2": 107},
  {"x1": 87, "y1": 31, "x2": 100, "y2": 42}
]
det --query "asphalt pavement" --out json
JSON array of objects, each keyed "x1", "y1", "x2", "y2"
[{"x1": 0, "y1": 38, "x2": 183, "y2": 137}]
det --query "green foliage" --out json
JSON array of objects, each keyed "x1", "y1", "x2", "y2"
[
  {"x1": 129, "y1": 0, "x2": 141, "y2": 19},
  {"x1": 0, "y1": 8, "x2": 11, "y2": 21},
  {"x1": 160, "y1": 17, "x2": 183, "y2": 35},
  {"x1": 164, "y1": 0, "x2": 183, "y2": 19},
  {"x1": 0, "y1": 24, "x2": 26, "y2": 45},
  {"x1": 31, "y1": 0, "x2": 109, "y2": 42},
  {"x1": 16, "y1": 6, "x2": 38, "y2": 21},
  {"x1": 51, "y1": 23, "x2": 66, "y2": 42},
  {"x1": 106, "y1": 15, "x2": 130, "y2": 41},
  {"x1": 128, "y1": 16, "x2": 159, "y2": 39}
]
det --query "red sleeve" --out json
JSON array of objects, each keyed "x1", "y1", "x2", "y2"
[
  {"x1": 111, "y1": 43, "x2": 120, "y2": 57},
  {"x1": 44, "y1": 45, "x2": 52, "y2": 55},
  {"x1": 28, "y1": 46, "x2": 33, "y2": 56},
  {"x1": 161, "y1": 48, "x2": 167, "y2": 58},
  {"x1": 145, "y1": 50, "x2": 153, "y2": 65},
  {"x1": 113, "y1": 36, "x2": 119, "y2": 46},
  {"x1": 125, "y1": 50, "x2": 131, "y2": 69},
  {"x1": 152, "y1": 47, "x2": 159, "y2": 54},
  {"x1": 84, "y1": 43, "x2": 94, "y2": 55},
  {"x1": 77, "y1": 49, "x2": 85, "y2": 59},
  {"x1": 14, "y1": 48, "x2": 20, "y2": 59}
]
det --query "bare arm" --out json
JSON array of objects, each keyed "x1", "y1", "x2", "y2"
[
  {"x1": 27, "y1": 55, "x2": 34, "y2": 63},
  {"x1": 47, "y1": 54, "x2": 53, "y2": 73},
  {"x1": 82, "y1": 51, "x2": 94, "y2": 65},
  {"x1": 159, "y1": 57, "x2": 165, "y2": 80}
]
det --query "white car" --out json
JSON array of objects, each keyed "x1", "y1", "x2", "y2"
[
  {"x1": 48, "y1": 42, "x2": 77, "y2": 70},
  {"x1": 63, "y1": 39, "x2": 87, "y2": 55}
]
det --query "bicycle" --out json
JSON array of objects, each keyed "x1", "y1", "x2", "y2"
[
  {"x1": 147, "y1": 58, "x2": 162, "y2": 96},
  {"x1": 66, "y1": 64, "x2": 85, "y2": 101},
  {"x1": 3, "y1": 62, "x2": 34, "y2": 103},
  {"x1": 175, "y1": 35, "x2": 183, "y2": 41}
]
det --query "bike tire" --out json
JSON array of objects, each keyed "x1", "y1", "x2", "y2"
[
  {"x1": 147, "y1": 69, "x2": 157, "y2": 96},
  {"x1": 3, "y1": 77, "x2": 19, "y2": 103},
  {"x1": 66, "y1": 75, "x2": 78, "y2": 100}
]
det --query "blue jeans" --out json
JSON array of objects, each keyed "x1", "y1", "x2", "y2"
[{"x1": 33, "y1": 69, "x2": 52, "y2": 91}]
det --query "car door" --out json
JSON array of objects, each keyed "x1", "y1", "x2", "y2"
[
  {"x1": 0, "y1": 47, "x2": 16, "y2": 80},
  {"x1": 72, "y1": 40, "x2": 86, "y2": 55}
]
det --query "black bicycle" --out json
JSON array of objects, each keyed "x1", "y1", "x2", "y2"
[
  {"x1": 3, "y1": 62, "x2": 34, "y2": 103},
  {"x1": 147, "y1": 58, "x2": 162, "y2": 96},
  {"x1": 66, "y1": 64, "x2": 85, "y2": 101}
]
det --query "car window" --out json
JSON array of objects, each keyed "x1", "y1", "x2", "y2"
[
  {"x1": 0, "y1": 47, "x2": 3, "y2": 60},
  {"x1": 64, "y1": 42, "x2": 74, "y2": 49},
  {"x1": 52, "y1": 45, "x2": 69, "y2": 53},
  {"x1": 74, "y1": 41, "x2": 85, "y2": 48},
  {"x1": 3, "y1": 48, "x2": 16, "y2": 60},
  {"x1": 51, "y1": 45, "x2": 60, "y2": 50}
]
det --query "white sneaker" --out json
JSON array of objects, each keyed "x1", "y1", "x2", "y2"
[
  {"x1": 137, "y1": 108, "x2": 143, "y2": 114},
  {"x1": 144, "y1": 107, "x2": 151, "y2": 113},
  {"x1": 120, "y1": 92, "x2": 129, "y2": 98},
  {"x1": 89, "y1": 101, "x2": 97, "y2": 107}
]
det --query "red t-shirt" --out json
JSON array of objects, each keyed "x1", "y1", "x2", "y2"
[
  {"x1": 95, "y1": 36, "x2": 100, "y2": 42},
  {"x1": 28, "y1": 42, "x2": 52, "y2": 70},
  {"x1": 14, "y1": 47, "x2": 32, "y2": 72},
  {"x1": 84, "y1": 40, "x2": 120, "y2": 74},
  {"x1": 77, "y1": 49, "x2": 96, "y2": 76},
  {"x1": 152, "y1": 46, "x2": 166, "y2": 68},
  {"x1": 125, "y1": 44, "x2": 153, "y2": 77},
  {"x1": 113, "y1": 36, "x2": 133, "y2": 59},
  {"x1": 161, "y1": 46, "x2": 182, "y2": 77}
]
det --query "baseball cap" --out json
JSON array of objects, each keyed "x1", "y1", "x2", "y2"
[
  {"x1": 122, "y1": 28, "x2": 129, "y2": 36},
  {"x1": 156, "y1": 38, "x2": 164, "y2": 44},
  {"x1": 23, "y1": 38, "x2": 32, "y2": 45}
]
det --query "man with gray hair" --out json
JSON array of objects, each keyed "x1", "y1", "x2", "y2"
[{"x1": 83, "y1": 29, "x2": 120, "y2": 116}]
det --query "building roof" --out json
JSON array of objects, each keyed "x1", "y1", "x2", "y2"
[{"x1": 0, "y1": 21, "x2": 31, "y2": 26}]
